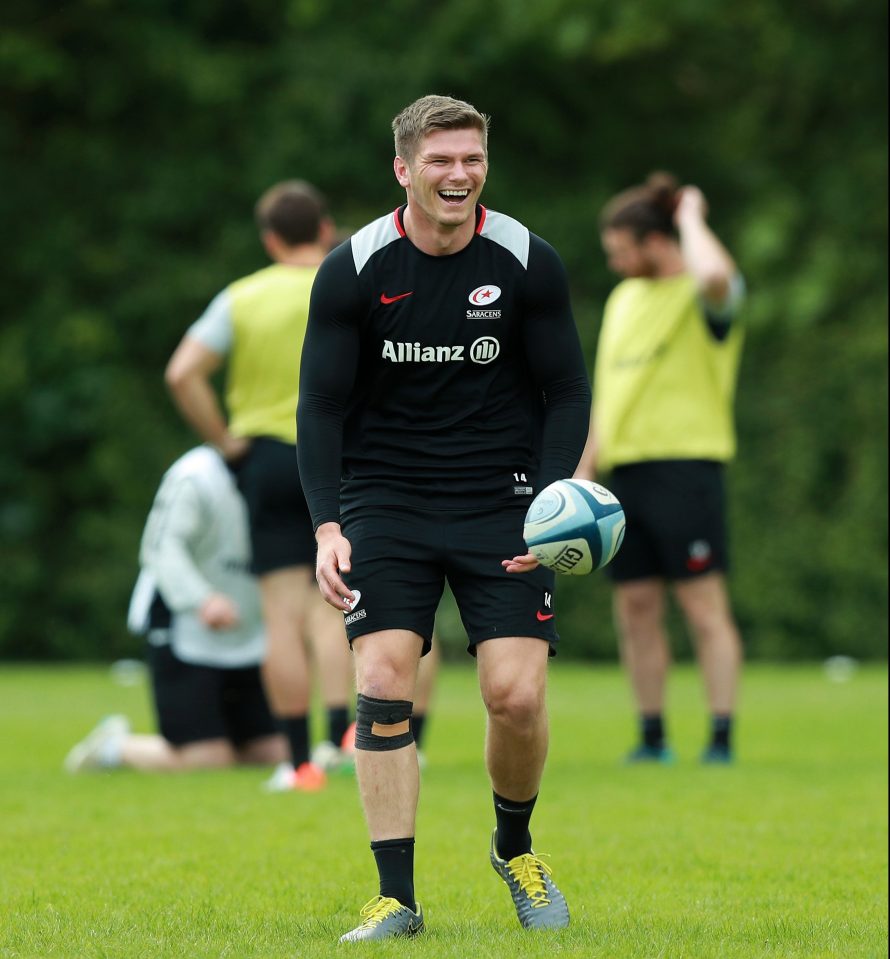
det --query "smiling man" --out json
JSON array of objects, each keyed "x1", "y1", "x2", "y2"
[{"x1": 297, "y1": 95, "x2": 591, "y2": 941}]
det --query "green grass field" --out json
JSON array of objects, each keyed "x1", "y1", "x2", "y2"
[{"x1": 0, "y1": 662, "x2": 886, "y2": 958}]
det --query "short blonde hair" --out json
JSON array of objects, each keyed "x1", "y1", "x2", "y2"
[{"x1": 392, "y1": 94, "x2": 490, "y2": 163}]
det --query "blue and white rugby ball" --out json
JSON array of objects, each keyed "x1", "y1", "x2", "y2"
[{"x1": 523, "y1": 479, "x2": 626, "y2": 575}]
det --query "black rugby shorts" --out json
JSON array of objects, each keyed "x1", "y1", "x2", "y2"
[
  {"x1": 148, "y1": 641, "x2": 278, "y2": 746},
  {"x1": 605, "y1": 459, "x2": 729, "y2": 584},
  {"x1": 236, "y1": 437, "x2": 316, "y2": 574},
  {"x1": 340, "y1": 505, "x2": 559, "y2": 655}
]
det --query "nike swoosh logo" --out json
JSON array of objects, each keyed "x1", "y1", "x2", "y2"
[
  {"x1": 536, "y1": 611, "x2": 554, "y2": 622},
  {"x1": 380, "y1": 291, "x2": 414, "y2": 304}
]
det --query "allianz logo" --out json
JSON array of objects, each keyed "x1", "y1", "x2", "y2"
[{"x1": 382, "y1": 337, "x2": 500, "y2": 365}]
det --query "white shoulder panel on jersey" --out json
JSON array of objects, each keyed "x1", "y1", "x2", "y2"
[
  {"x1": 351, "y1": 212, "x2": 402, "y2": 275},
  {"x1": 480, "y1": 210, "x2": 530, "y2": 270},
  {"x1": 165, "y1": 446, "x2": 233, "y2": 506}
]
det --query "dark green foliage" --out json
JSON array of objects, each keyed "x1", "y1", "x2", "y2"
[{"x1": 2, "y1": 0, "x2": 886, "y2": 660}]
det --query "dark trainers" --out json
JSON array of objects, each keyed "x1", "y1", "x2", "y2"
[
  {"x1": 624, "y1": 743, "x2": 675, "y2": 764},
  {"x1": 489, "y1": 830, "x2": 569, "y2": 929},
  {"x1": 338, "y1": 896, "x2": 424, "y2": 942},
  {"x1": 701, "y1": 743, "x2": 733, "y2": 764}
]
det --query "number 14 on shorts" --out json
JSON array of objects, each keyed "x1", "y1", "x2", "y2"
[{"x1": 513, "y1": 471, "x2": 533, "y2": 496}]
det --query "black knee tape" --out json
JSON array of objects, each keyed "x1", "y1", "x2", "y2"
[{"x1": 355, "y1": 694, "x2": 415, "y2": 752}]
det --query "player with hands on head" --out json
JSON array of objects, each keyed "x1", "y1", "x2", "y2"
[
  {"x1": 575, "y1": 172, "x2": 745, "y2": 765},
  {"x1": 298, "y1": 94, "x2": 590, "y2": 941}
]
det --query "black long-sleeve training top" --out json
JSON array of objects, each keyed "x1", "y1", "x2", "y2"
[{"x1": 297, "y1": 204, "x2": 591, "y2": 531}]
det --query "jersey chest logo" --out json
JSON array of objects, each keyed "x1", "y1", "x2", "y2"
[
  {"x1": 469, "y1": 284, "x2": 501, "y2": 305},
  {"x1": 381, "y1": 336, "x2": 500, "y2": 365},
  {"x1": 467, "y1": 283, "x2": 502, "y2": 320},
  {"x1": 380, "y1": 291, "x2": 413, "y2": 304}
]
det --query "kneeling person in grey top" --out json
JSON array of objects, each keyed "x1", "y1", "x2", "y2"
[{"x1": 64, "y1": 446, "x2": 287, "y2": 773}]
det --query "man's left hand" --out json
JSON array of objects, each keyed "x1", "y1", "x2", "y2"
[{"x1": 502, "y1": 552, "x2": 540, "y2": 574}]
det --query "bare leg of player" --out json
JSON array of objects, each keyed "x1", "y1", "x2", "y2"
[
  {"x1": 307, "y1": 593, "x2": 352, "y2": 708},
  {"x1": 352, "y1": 630, "x2": 423, "y2": 839},
  {"x1": 477, "y1": 637, "x2": 549, "y2": 800},
  {"x1": 306, "y1": 589, "x2": 354, "y2": 764},
  {"x1": 258, "y1": 567, "x2": 319, "y2": 788},
  {"x1": 613, "y1": 579, "x2": 671, "y2": 714},
  {"x1": 674, "y1": 573, "x2": 742, "y2": 715},
  {"x1": 477, "y1": 636, "x2": 570, "y2": 929},
  {"x1": 337, "y1": 630, "x2": 425, "y2": 942}
]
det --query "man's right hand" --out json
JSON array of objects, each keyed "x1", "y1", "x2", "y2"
[
  {"x1": 218, "y1": 434, "x2": 252, "y2": 463},
  {"x1": 199, "y1": 593, "x2": 240, "y2": 629},
  {"x1": 314, "y1": 522, "x2": 355, "y2": 611},
  {"x1": 674, "y1": 185, "x2": 709, "y2": 225}
]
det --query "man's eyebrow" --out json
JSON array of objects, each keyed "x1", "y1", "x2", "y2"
[{"x1": 421, "y1": 150, "x2": 486, "y2": 160}]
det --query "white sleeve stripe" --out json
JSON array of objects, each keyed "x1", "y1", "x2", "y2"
[
  {"x1": 479, "y1": 210, "x2": 529, "y2": 269},
  {"x1": 351, "y1": 213, "x2": 402, "y2": 275},
  {"x1": 187, "y1": 289, "x2": 234, "y2": 354}
]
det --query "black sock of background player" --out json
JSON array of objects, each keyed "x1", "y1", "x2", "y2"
[
  {"x1": 493, "y1": 791, "x2": 537, "y2": 860},
  {"x1": 641, "y1": 713, "x2": 665, "y2": 749},
  {"x1": 279, "y1": 715, "x2": 310, "y2": 767},
  {"x1": 411, "y1": 713, "x2": 427, "y2": 750},
  {"x1": 711, "y1": 714, "x2": 732, "y2": 749},
  {"x1": 371, "y1": 837, "x2": 416, "y2": 910},
  {"x1": 327, "y1": 706, "x2": 351, "y2": 748}
]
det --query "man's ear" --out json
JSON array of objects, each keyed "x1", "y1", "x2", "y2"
[
  {"x1": 261, "y1": 229, "x2": 282, "y2": 259},
  {"x1": 318, "y1": 217, "x2": 337, "y2": 251},
  {"x1": 394, "y1": 155, "x2": 411, "y2": 188}
]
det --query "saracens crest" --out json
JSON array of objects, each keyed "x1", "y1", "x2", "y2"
[
  {"x1": 469, "y1": 284, "x2": 501, "y2": 305},
  {"x1": 467, "y1": 284, "x2": 502, "y2": 320}
]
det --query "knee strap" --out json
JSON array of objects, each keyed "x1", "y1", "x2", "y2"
[{"x1": 355, "y1": 694, "x2": 414, "y2": 752}]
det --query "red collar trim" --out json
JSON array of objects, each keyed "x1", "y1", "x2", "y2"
[
  {"x1": 393, "y1": 206, "x2": 407, "y2": 237},
  {"x1": 394, "y1": 203, "x2": 487, "y2": 238}
]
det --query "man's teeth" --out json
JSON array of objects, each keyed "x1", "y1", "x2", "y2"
[{"x1": 440, "y1": 190, "x2": 469, "y2": 197}]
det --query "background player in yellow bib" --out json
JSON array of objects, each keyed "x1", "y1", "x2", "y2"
[
  {"x1": 165, "y1": 181, "x2": 353, "y2": 790},
  {"x1": 576, "y1": 172, "x2": 745, "y2": 764}
]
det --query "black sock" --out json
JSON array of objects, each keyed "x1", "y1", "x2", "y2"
[
  {"x1": 711, "y1": 714, "x2": 732, "y2": 749},
  {"x1": 279, "y1": 715, "x2": 310, "y2": 767},
  {"x1": 493, "y1": 791, "x2": 537, "y2": 861},
  {"x1": 327, "y1": 706, "x2": 351, "y2": 747},
  {"x1": 641, "y1": 713, "x2": 665, "y2": 749},
  {"x1": 371, "y1": 838, "x2": 415, "y2": 910},
  {"x1": 411, "y1": 713, "x2": 427, "y2": 749}
]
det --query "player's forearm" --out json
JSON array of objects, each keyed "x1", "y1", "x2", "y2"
[
  {"x1": 166, "y1": 374, "x2": 231, "y2": 449},
  {"x1": 539, "y1": 375, "x2": 592, "y2": 489},
  {"x1": 676, "y1": 213, "x2": 737, "y2": 305},
  {"x1": 573, "y1": 412, "x2": 598, "y2": 481},
  {"x1": 143, "y1": 538, "x2": 212, "y2": 614},
  {"x1": 297, "y1": 395, "x2": 345, "y2": 531}
]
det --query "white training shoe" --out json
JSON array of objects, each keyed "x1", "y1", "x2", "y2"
[
  {"x1": 64, "y1": 715, "x2": 130, "y2": 773},
  {"x1": 263, "y1": 761, "x2": 296, "y2": 792},
  {"x1": 263, "y1": 761, "x2": 327, "y2": 792},
  {"x1": 310, "y1": 740, "x2": 345, "y2": 772}
]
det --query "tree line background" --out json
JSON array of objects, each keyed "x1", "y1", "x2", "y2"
[{"x1": 2, "y1": 0, "x2": 887, "y2": 662}]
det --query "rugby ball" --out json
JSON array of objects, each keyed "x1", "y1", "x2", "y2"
[{"x1": 523, "y1": 479, "x2": 625, "y2": 575}]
